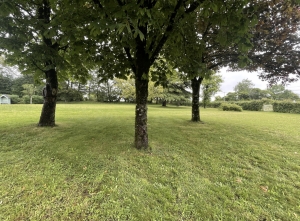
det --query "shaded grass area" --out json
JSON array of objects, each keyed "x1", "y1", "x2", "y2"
[{"x1": 0, "y1": 103, "x2": 299, "y2": 220}]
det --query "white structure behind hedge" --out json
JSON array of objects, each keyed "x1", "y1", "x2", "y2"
[
  {"x1": 263, "y1": 104, "x2": 273, "y2": 112},
  {"x1": 0, "y1": 95, "x2": 11, "y2": 104}
]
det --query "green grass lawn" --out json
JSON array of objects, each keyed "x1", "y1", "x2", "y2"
[{"x1": 0, "y1": 103, "x2": 299, "y2": 220}]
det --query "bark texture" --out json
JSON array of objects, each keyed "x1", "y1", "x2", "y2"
[
  {"x1": 38, "y1": 68, "x2": 58, "y2": 126},
  {"x1": 191, "y1": 77, "x2": 203, "y2": 122},
  {"x1": 135, "y1": 75, "x2": 149, "y2": 149}
]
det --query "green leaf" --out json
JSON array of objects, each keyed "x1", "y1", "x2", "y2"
[
  {"x1": 211, "y1": 3, "x2": 218, "y2": 12},
  {"x1": 138, "y1": 30, "x2": 145, "y2": 41}
]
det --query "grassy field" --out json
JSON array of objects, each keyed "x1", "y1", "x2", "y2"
[{"x1": 0, "y1": 103, "x2": 299, "y2": 220}]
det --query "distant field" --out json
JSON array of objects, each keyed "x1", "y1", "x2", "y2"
[{"x1": 0, "y1": 103, "x2": 299, "y2": 220}]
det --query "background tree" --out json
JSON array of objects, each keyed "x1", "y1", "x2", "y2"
[
  {"x1": 11, "y1": 75, "x2": 36, "y2": 97},
  {"x1": 201, "y1": 73, "x2": 223, "y2": 108},
  {"x1": 0, "y1": 57, "x2": 16, "y2": 94},
  {"x1": 156, "y1": 70, "x2": 191, "y2": 107},
  {"x1": 165, "y1": 0, "x2": 259, "y2": 121},
  {"x1": 114, "y1": 75, "x2": 190, "y2": 105},
  {"x1": 234, "y1": 79, "x2": 254, "y2": 94},
  {"x1": 0, "y1": 73, "x2": 13, "y2": 95},
  {"x1": 22, "y1": 84, "x2": 37, "y2": 104},
  {"x1": 225, "y1": 92, "x2": 238, "y2": 101},
  {"x1": 114, "y1": 77, "x2": 136, "y2": 103},
  {"x1": 160, "y1": 81, "x2": 191, "y2": 107},
  {"x1": 56, "y1": 81, "x2": 84, "y2": 102},
  {"x1": 214, "y1": 95, "x2": 224, "y2": 102},
  {"x1": 267, "y1": 84, "x2": 300, "y2": 100},
  {"x1": 249, "y1": 88, "x2": 270, "y2": 100}
]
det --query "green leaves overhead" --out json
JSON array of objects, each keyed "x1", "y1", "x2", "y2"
[{"x1": 1, "y1": 0, "x2": 300, "y2": 85}]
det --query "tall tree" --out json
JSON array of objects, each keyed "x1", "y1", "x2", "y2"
[
  {"x1": 179, "y1": 0, "x2": 300, "y2": 120},
  {"x1": 68, "y1": 0, "x2": 203, "y2": 149},
  {"x1": 165, "y1": 0, "x2": 256, "y2": 121},
  {"x1": 0, "y1": 0, "x2": 88, "y2": 126}
]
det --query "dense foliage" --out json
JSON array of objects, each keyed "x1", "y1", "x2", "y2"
[
  {"x1": 219, "y1": 103, "x2": 243, "y2": 112},
  {"x1": 223, "y1": 79, "x2": 300, "y2": 102},
  {"x1": 273, "y1": 101, "x2": 300, "y2": 114}
]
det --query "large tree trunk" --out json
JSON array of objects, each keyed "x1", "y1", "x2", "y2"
[
  {"x1": 38, "y1": 68, "x2": 58, "y2": 126},
  {"x1": 191, "y1": 77, "x2": 203, "y2": 122},
  {"x1": 135, "y1": 70, "x2": 149, "y2": 150}
]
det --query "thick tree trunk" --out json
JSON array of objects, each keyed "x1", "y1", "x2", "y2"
[
  {"x1": 38, "y1": 68, "x2": 58, "y2": 126},
  {"x1": 162, "y1": 100, "x2": 167, "y2": 107},
  {"x1": 135, "y1": 73, "x2": 149, "y2": 150},
  {"x1": 191, "y1": 77, "x2": 203, "y2": 122}
]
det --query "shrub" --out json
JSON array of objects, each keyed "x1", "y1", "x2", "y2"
[
  {"x1": 220, "y1": 103, "x2": 243, "y2": 112},
  {"x1": 21, "y1": 95, "x2": 44, "y2": 104},
  {"x1": 206, "y1": 101, "x2": 224, "y2": 108},
  {"x1": 32, "y1": 95, "x2": 44, "y2": 104},
  {"x1": 235, "y1": 100, "x2": 264, "y2": 111},
  {"x1": 57, "y1": 89, "x2": 83, "y2": 102},
  {"x1": 200, "y1": 101, "x2": 224, "y2": 108},
  {"x1": 273, "y1": 101, "x2": 300, "y2": 114},
  {"x1": 9, "y1": 95, "x2": 23, "y2": 104}
]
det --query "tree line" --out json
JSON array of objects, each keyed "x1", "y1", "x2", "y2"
[
  {"x1": 216, "y1": 79, "x2": 300, "y2": 102},
  {"x1": 1, "y1": 65, "x2": 222, "y2": 106},
  {"x1": 1, "y1": 0, "x2": 300, "y2": 149}
]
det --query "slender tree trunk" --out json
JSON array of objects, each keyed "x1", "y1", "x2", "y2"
[
  {"x1": 135, "y1": 72, "x2": 149, "y2": 150},
  {"x1": 38, "y1": 68, "x2": 58, "y2": 126},
  {"x1": 191, "y1": 77, "x2": 203, "y2": 122}
]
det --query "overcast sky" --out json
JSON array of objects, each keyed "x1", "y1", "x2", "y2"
[{"x1": 215, "y1": 67, "x2": 300, "y2": 98}]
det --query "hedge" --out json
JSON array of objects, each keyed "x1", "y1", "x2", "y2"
[
  {"x1": 9, "y1": 95, "x2": 22, "y2": 104},
  {"x1": 200, "y1": 101, "x2": 224, "y2": 108},
  {"x1": 22, "y1": 95, "x2": 44, "y2": 104},
  {"x1": 273, "y1": 101, "x2": 300, "y2": 114},
  {"x1": 207, "y1": 99, "x2": 274, "y2": 111},
  {"x1": 57, "y1": 89, "x2": 83, "y2": 102}
]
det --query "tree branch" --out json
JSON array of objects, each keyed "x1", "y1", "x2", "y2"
[
  {"x1": 124, "y1": 47, "x2": 136, "y2": 73},
  {"x1": 149, "y1": 0, "x2": 183, "y2": 64},
  {"x1": 14, "y1": 3, "x2": 35, "y2": 19}
]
